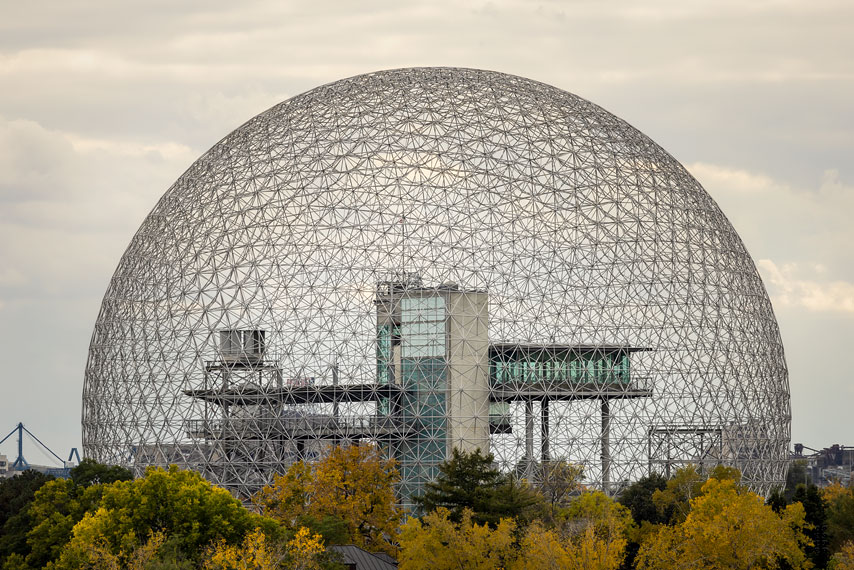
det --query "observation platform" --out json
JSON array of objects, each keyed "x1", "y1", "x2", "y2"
[
  {"x1": 185, "y1": 377, "x2": 652, "y2": 406},
  {"x1": 185, "y1": 414, "x2": 418, "y2": 441},
  {"x1": 185, "y1": 383, "x2": 405, "y2": 406}
]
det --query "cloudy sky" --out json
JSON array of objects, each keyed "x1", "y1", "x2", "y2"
[{"x1": 1, "y1": 0, "x2": 852, "y2": 464}]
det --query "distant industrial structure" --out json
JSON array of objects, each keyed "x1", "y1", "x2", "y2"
[
  {"x1": 0, "y1": 422, "x2": 80, "y2": 478},
  {"x1": 792, "y1": 443, "x2": 853, "y2": 487},
  {"x1": 83, "y1": 67, "x2": 791, "y2": 503}
]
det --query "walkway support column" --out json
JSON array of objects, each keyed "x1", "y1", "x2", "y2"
[
  {"x1": 525, "y1": 400, "x2": 534, "y2": 479},
  {"x1": 541, "y1": 399, "x2": 550, "y2": 462},
  {"x1": 601, "y1": 398, "x2": 611, "y2": 494}
]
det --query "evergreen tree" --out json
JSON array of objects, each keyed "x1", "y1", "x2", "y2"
[
  {"x1": 767, "y1": 488, "x2": 788, "y2": 513},
  {"x1": 618, "y1": 472, "x2": 668, "y2": 525},
  {"x1": 792, "y1": 483, "x2": 830, "y2": 569},
  {"x1": 617, "y1": 472, "x2": 668, "y2": 570},
  {"x1": 412, "y1": 448, "x2": 508, "y2": 526},
  {"x1": 489, "y1": 474, "x2": 544, "y2": 526},
  {"x1": 784, "y1": 460, "x2": 810, "y2": 501},
  {"x1": 0, "y1": 470, "x2": 54, "y2": 564}
]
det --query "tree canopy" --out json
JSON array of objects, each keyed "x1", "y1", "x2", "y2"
[
  {"x1": 399, "y1": 507, "x2": 517, "y2": 570},
  {"x1": 412, "y1": 447, "x2": 544, "y2": 527},
  {"x1": 54, "y1": 465, "x2": 278, "y2": 569},
  {"x1": 255, "y1": 443, "x2": 401, "y2": 556},
  {"x1": 3, "y1": 454, "x2": 851, "y2": 569},
  {"x1": 636, "y1": 477, "x2": 810, "y2": 570},
  {"x1": 68, "y1": 458, "x2": 132, "y2": 487},
  {"x1": 825, "y1": 482, "x2": 854, "y2": 554}
]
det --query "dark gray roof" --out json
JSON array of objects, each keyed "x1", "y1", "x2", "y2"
[{"x1": 329, "y1": 545, "x2": 397, "y2": 570}]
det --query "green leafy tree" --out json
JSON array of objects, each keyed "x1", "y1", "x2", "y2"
[
  {"x1": 0, "y1": 470, "x2": 54, "y2": 563},
  {"x1": 650, "y1": 465, "x2": 705, "y2": 524},
  {"x1": 0, "y1": 470, "x2": 54, "y2": 529},
  {"x1": 54, "y1": 465, "x2": 279, "y2": 569},
  {"x1": 535, "y1": 460, "x2": 584, "y2": 521},
  {"x1": 24, "y1": 478, "x2": 104, "y2": 568},
  {"x1": 0, "y1": 460, "x2": 134, "y2": 569},
  {"x1": 19, "y1": 460, "x2": 134, "y2": 569},
  {"x1": 766, "y1": 488, "x2": 788, "y2": 513},
  {"x1": 617, "y1": 473, "x2": 669, "y2": 569},
  {"x1": 784, "y1": 460, "x2": 810, "y2": 501},
  {"x1": 490, "y1": 474, "x2": 545, "y2": 526},
  {"x1": 69, "y1": 458, "x2": 132, "y2": 487}
]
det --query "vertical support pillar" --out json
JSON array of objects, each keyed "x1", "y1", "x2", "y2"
[
  {"x1": 666, "y1": 431, "x2": 672, "y2": 479},
  {"x1": 204, "y1": 368, "x2": 210, "y2": 439},
  {"x1": 601, "y1": 398, "x2": 611, "y2": 495},
  {"x1": 331, "y1": 363, "x2": 340, "y2": 448},
  {"x1": 647, "y1": 428, "x2": 652, "y2": 476},
  {"x1": 332, "y1": 364, "x2": 340, "y2": 419},
  {"x1": 541, "y1": 399, "x2": 550, "y2": 462},
  {"x1": 16, "y1": 423, "x2": 24, "y2": 468},
  {"x1": 525, "y1": 400, "x2": 534, "y2": 479},
  {"x1": 222, "y1": 368, "x2": 231, "y2": 441}
]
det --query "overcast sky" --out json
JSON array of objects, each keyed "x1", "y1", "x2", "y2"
[{"x1": 1, "y1": 0, "x2": 852, "y2": 464}]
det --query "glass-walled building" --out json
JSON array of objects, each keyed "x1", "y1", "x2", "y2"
[{"x1": 375, "y1": 279, "x2": 490, "y2": 500}]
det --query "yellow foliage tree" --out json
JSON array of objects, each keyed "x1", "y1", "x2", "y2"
[
  {"x1": 831, "y1": 540, "x2": 854, "y2": 570},
  {"x1": 567, "y1": 524, "x2": 626, "y2": 570},
  {"x1": 824, "y1": 482, "x2": 854, "y2": 552},
  {"x1": 559, "y1": 491, "x2": 630, "y2": 570},
  {"x1": 650, "y1": 464, "x2": 742, "y2": 525},
  {"x1": 636, "y1": 477, "x2": 811, "y2": 570},
  {"x1": 512, "y1": 522, "x2": 571, "y2": 570},
  {"x1": 204, "y1": 528, "x2": 284, "y2": 570},
  {"x1": 81, "y1": 530, "x2": 166, "y2": 570},
  {"x1": 822, "y1": 482, "x2": 850, "y2": 503},
  {"x1": 286, "y1": 527, "x2": 326, "y2": 570},
  {"x1": 398, "y1": 507, "x2": 517, "y2": 570},
  {"x1": 253, "y1": 460, "x2": 313, "y2": 526},
  {"x1": 255, "y1": 443, "x2": 401, "y2": 556}
]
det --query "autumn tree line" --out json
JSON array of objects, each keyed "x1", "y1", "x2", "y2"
[{"x1": 0, "y1": 447, "x2": 853, "y2": 569}]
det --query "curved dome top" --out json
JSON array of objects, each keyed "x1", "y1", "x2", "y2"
[{"x1": 83, "y1": 68, "x2": 789, "y2": 495}]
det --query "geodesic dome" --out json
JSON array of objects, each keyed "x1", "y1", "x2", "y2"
[{"x1": 83, "y1": 67, "x2": 790, "y2": 499}]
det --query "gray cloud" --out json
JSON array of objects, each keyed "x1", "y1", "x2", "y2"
[{"x1": 1, "y1": 0, "x2": 851, "y2": 462}]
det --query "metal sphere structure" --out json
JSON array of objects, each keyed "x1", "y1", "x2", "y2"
[{"x1": 83, "y1": 67, "x2": 790, "y2": 500}]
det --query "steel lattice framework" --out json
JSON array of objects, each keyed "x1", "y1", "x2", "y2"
[{"x1": 83, "y1": 67, "x2": 790, "y2": 500}]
